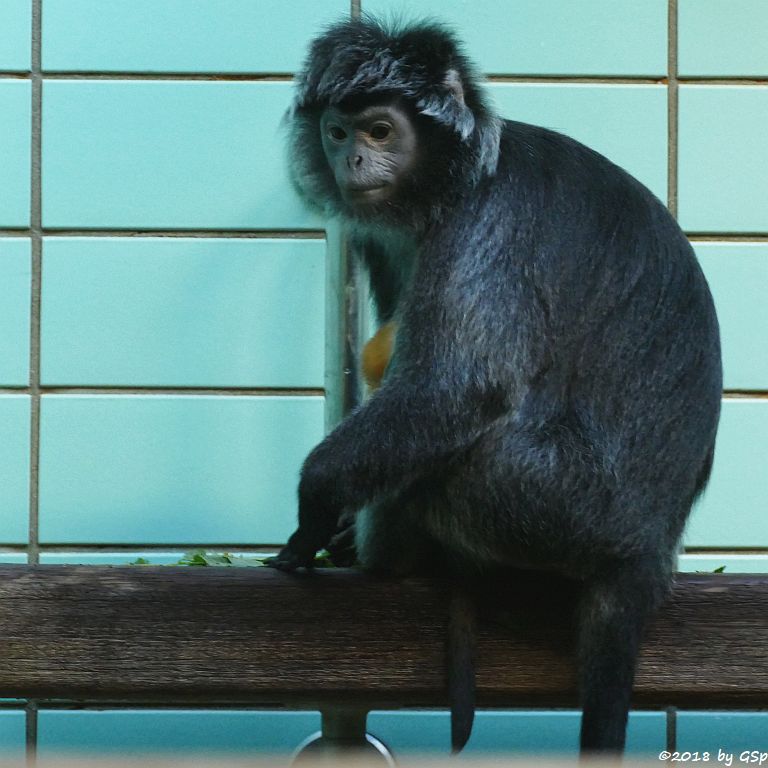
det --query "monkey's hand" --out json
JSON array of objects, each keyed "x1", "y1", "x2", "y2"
[
  {"x1": 267, "y1": 442, "x2": 348, "y2": 571},
  {"x1": 265, "y1": 529, "x2": 319, "y2": 572}
]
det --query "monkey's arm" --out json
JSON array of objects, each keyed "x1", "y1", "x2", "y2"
[{"x1": 270, "y1": 367, "x2": 496, "y2": 570}]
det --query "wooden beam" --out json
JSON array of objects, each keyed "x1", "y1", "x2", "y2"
[{"x1": 0, "y1": 566, "x2": 765, "y2": 709}]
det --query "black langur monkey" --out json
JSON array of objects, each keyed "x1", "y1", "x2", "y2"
[{"x1": 268, "y1": 18, "x2": 722, "y2": 756}]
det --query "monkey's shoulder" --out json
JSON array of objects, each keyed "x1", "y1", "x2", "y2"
[{"x1": 495, "y1": 119, "x2": 660, "y2": 208}]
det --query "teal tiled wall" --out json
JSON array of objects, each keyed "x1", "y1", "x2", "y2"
[
  {"x1": 37, "y1": 710, "x2": 321, "y2": 755},
  {"x1": 696, "y1": 243, "x2": 768, "y2": 390},
  {"x1": 38, "y1": 395, "x2": 324, "y2": 544},
  {"x1": 0, "y1": 711, "x2": 25, "y2": 758},
  {"x1": 42, "y1": 81, "x2": 318, "y2": 229},
  {"x1": 0, "y1": 239, "x2": 31, "y2": 386},
  {"x1": 677, "y1": 712, "x2": 768, "y2": 754},
  {"x1": 686, "y1": 400, "x2": 768, "y2": 548},
  {"x1": 41, "y1": 238, "x2": 326, "y2": 387},
  {"x1": 1, "y1": 0, "x2": 768, "y2": 758},
  {"x1": 678, "y1": 86, "x2": 768, "y2": 232},
  {"x1": 0, "y1": 396, "x2": 30, "y2": 544},
  {"x1": 42, "y1": 0, "x2": 348, "y2": 74},
  {"x1": 489, "y1": 83, "x2": 667, "y2": 200},
  {"x1": 0, "y1": 0, "x2": 31, "y2": 71},
  {"x1": 368, "y1": 710, "x2": 666, "y2": 755},
  {"x1": 364, "y1": 0, "x2": 668, "y2": 75},
  {"x1": 678, "y1": 0, "x2": 768, "y2": 77},
  {"x1": 0, "y1": 81, "x2": 31, "y2": 227}
]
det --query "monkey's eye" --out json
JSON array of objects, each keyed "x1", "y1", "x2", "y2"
[
  {"x1": 369, "y1": 123, "x2": 392, "y2": 141},
  {"x1": 327, "y1": 125, "x2": 347, "y2": 142}
]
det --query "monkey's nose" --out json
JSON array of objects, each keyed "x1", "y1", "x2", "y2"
[{"x1": 347, "y1": 155, "x2": 363, "y2": 168}]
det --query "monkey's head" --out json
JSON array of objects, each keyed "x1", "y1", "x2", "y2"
[{"x1": 286, "y1": 18, "x2": 501, "y2": 226}]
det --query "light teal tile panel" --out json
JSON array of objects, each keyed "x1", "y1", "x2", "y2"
[
  {"x1": 38, "y1": 550, "x2": 269, "y2": 565},
  {"x1": 38, "y1": 395, "x2": 324, "y2": 544},
  {"x1": 679, "y1": 0, "x2": 768, "y2": 77},
  {"x1": 363, "y1": 0, "x2": 667, "y2": 76},
  {"x1": 489, "y1": 84, "x2": 667, "y2": 202},
  {"x1": 43, "y1": 0, "x2": 346, "y2": 74},
  {"x1": 0, "y1": 0, "x2": 31, "y2": 71},
  {"x1": 679, "y1": 555, "x2": 768, "y2": 574},
  {"x1": 41, "y1": 237, "x2": 325, "y2": 387},
  {"x1": 0, "y1": 239, "x2": 31, "y2": 386},
  {"x1": 368, "y1": 711, "x2": 664, "y2": 755},
  {"x1": 0, "y1": 711, "x2": 25, "y2": 757},
  {"x1": 42, "y1": 81, "x2": 320, "y2": 229},
  {"x1": 39, "y1": 551, "x2": 188, "y2": 565},
  {"x1": 0, "y1": 396, "x2": 30, "y2": 544},
  {"x1": 685, "y1": 400, "x2": 768, "y2": 547},
  {"x1": 695, "y1": 243, "x2": 768, "y2": 390},
  {"x1": 0, "y1": 552, "x2": 27, "y2": 563},
  {"x1": 0, "y1": 81, "x2": 31, "y2": 227},
  {"x1": 38, "y1": 710, "x2": 320, "y2": 754},
  {"x1": 679, "y1": 86, "x2": 768, "y2": 233},
  {"x1": 677, "y1": 712, "x2": 768, "y2": 753}
]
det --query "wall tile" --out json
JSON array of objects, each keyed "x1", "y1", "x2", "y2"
[
  {"x1": 679, "y1": 0, "x2": 768, "y2": 77},
  {"x1": 489, "y1": 84, "x2": 667, "y2": 202},
  {"x1": 0, "y1": 239, "x2": 31, "y2": 386},
  {"x1": 0, "y1": 81, "x2": 31, "y2": 227},
  {"x1": 679, "y1": 86, "x2": 768, "y2": 232},
  {"x1": 38, "y1": 550, "x2": 270, "y2": 565},
  {"x1": 39, "y1": 551, "x2": 188, "y2": 565},
  {"x1": 42, "y1": 0, "x2": 346, "y2": 74},
  {"x1": 38, "y1": 395, "x2": 324, "y2": 544},
  {"x1": 368, "y1": 710, "x2": 664, "y2": 755},
  {"x1": 695, "y1": 243, "x2": 768, "y2": 390},
  {"x1": 0, "y1": 552, "x2": 26, "y2": 563},
  {"x1": 42, "y1": 81, "x2": 319, "y2": 230},
  {"x1": 685, "y1": 400, "x2": 768, "y2": 547},
  {"x1": 677, "y1": 712, "x2": 768, "y2": 753},
  {"x1": 363, "y1": 0, "x2": 667, "y2": 75},
  {"x1": 0, "y1": 711, "x2": 25, "y2": 757},
  {"x1": 38, "y1": 710, "x2": 320, "y2": 753},
  {"x1": 0, "y1": 396, "x2": 30, "y2": 544},
  {"x1": 679, "y1": 555, "x2": 768, "y2": 574},
  {"x1": 0, "y1": 0, "x2": 30, "y2": 71},
  {"x1": 41, "y1": 237, "x2": 325, "y2": 387}
]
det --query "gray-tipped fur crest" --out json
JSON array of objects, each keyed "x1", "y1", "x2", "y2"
[
  {"x1": 294, "y1": 17, "x2": 493, "y2": 138},
  {"x1": 286, "y1": 17, "x2": 501, "y2": 218}
]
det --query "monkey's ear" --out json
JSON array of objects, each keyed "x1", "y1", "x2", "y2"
[{"x1": 417, "y1": 68, "x2": 476, "y2": 141}]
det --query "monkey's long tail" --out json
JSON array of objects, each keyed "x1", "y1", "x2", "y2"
[{"x1": 448, "y1": 583, "x2": 477, "y2": 753}]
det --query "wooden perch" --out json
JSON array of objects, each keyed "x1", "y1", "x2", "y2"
[{"x1": 0, "y1": 566, "x2": 765, "y2": 709}]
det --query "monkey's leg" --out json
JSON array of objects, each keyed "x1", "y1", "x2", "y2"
[{"x1": 577, "y1": 556, "x2": 670, "y2": 754}]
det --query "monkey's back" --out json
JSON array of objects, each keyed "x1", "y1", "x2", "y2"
[{"x1": 424, "y1": 120, "x2": 722, "y2": 551}]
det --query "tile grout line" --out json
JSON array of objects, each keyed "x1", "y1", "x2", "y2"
[
  {"x1": 26, "y1": 1, "x2": 43, "y2": 758},
  {"x1": 667, "y1": 0, "x2": 679, "y2": 218},
  {"x1": 666, "y1": 706, "x2": 678, "y2": 753},
  {"x1": 1, "y1": 72, "x2": 767, "y2": 85},
  {"x1": 1, "y1": 230, "x2": 766, "y2": 240},
  {"x1": 25, "y1": 700, "x2": 37, "y2": 767},
  {"x1": 27, "y1": 0, "x2": 42, "y2": 571}
]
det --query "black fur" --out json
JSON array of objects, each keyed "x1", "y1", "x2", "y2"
[{"x1": 270, "y1": 17, "x2": 722, "y2": 755}]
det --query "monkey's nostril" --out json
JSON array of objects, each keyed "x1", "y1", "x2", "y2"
[{"x1": 354, "y1": 155, "x2": 363, "y2": 167}]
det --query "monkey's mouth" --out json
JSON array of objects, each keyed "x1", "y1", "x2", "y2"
[{"x1": 345, "y1": 184, "x2": 389, "y2": 199}]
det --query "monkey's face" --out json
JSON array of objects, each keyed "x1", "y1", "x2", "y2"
[{"x1": 320, "y1": 100, "x2": 420, "y2": 208}]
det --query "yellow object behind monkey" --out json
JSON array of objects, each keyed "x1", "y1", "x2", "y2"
[{"x1": 361, "y1": 322, "x2": 396, "y2": 391}]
